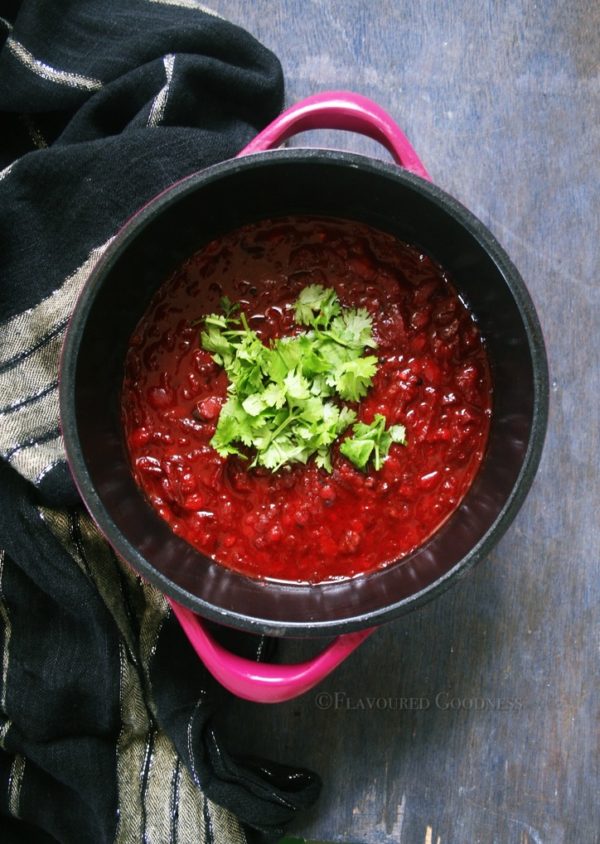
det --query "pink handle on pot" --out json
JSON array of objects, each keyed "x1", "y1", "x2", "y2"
[
  {"x1": 169, "y1": 93, "x2": 427, "y2": 703},
  {"x1": 239, "y1": 90, "x2": 431, "y2": 180},
  {"x1": 168, "y1": 598, "x2": 375, "y2": 704}
]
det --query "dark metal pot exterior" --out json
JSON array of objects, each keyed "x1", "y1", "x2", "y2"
[{"x1": 60, "y1": 149, "x2": 549, "y2": 637}]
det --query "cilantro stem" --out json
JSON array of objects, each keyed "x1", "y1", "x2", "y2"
[{"x1": 268, "y1": 409, "x2": 300, "y2": 443}]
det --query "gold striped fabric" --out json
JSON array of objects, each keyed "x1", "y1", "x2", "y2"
[
  {"x1": 0, "y1": 240, "x2": 112, "y2": 487},
  {"x1": 37, "y1": 507, "x2": 248, "y2": 843},
  {"x1": 5, "y1": 38, "x2": 103, "y2": 91}
]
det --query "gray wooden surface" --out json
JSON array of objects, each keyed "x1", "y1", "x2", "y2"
[{"x1": 208, "y1": 2, "x2": 599, "y2": 842}]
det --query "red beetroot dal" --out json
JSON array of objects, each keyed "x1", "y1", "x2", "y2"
[{"x1": 122, "y1": 217, "x2": 492, "y2": 583}]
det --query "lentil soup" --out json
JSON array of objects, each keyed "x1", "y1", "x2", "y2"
[{"x1": 121, "y1": 217, "x2": 492, "y2": 583}]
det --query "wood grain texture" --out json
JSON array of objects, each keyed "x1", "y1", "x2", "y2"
[{"x1": 204, "y1": 2, "x2": 599, "y2": 842}]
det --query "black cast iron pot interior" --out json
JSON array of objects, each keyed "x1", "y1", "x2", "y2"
[{"x1": 60, "y1": 149, "x2": 548, "y2": 637}]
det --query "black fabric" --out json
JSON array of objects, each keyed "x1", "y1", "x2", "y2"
[
  {"x1": 0, "y1": 2, "x2": 321, "y2": 842},
  {"x1": 0, "y1": 0, "x2": 282, "y2": 318}
]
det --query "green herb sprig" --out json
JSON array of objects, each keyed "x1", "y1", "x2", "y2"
[{"x1": 199, "y1": 286, "x2": 406, "y2": 472}]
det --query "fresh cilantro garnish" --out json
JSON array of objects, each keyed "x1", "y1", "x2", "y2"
[
  {"x1": 198, "y1": 287, "x2": 407, "y2": 472},
  {"x1": 340, "y1": 414, "x2": 407, "y2": 471},
  {"x1": 334, "y1": 356, "x2": 379, "y2": 401},
  {"x1": 294, "y1": 284, "x2": 341, "y2": 327}
]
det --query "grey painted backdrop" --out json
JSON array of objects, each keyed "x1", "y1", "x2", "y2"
[{"x1": 203, "y1": 2, "x2": 598, "y2": 842}]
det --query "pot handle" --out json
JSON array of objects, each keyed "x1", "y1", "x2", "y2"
[
  {"x1": 168, "y1": 597, "x2": 376, "y2": 704},
  {"x1": 239, "y1": 90, "x2": 430, "y2": 180}
]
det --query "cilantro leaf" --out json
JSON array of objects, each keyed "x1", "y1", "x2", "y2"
[
  {"x1": 330, "y1": 307, "x2": 376, "y2": 349},
  {"x1": 340, "y1": 414, "x2": 407, "y2": 471},
  {"x1": 339, "y1": 437, "x2": 374, "y2": 469},
  {"x1": 389, "y1": 424, "x2": 407, "y2": 444},
  {"x1": 334, "y1": 356, "x2": 379, "y2": 401},
  {"x1": 210, "y1": 413, "x2": 245, "y2": 457},
  {"x1": 219, "y1": 295, "x2": 239, "y2": 319},
  {"x1": 261, "y1": 382, "x2": 287, "y2": 409},
  {"x1": 200, "y1": 324, "x2": 233, "y2": 363},
  {"x1": 283, "y1": 369, "x2": 310, "y2": 402},
  {"x1": 294, "y1": 284, "x2": 341, "y2": 327},
  {"x1": 241, "y1": 394, "x2": 266, "y2": 417}
]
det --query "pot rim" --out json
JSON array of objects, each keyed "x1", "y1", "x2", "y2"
[{"x1": 60, "y1": 147, "x2": 549, "y2": 636}]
